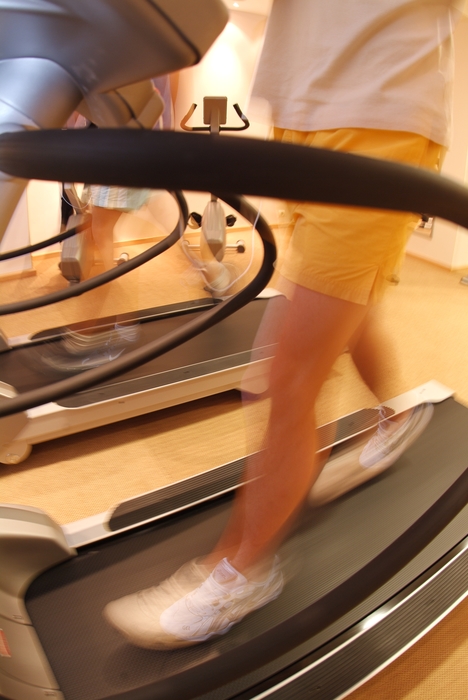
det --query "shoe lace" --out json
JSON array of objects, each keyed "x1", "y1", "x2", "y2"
[
  {"x1": 185, "y1": 574, "x2": 250, "y2": 615},
  {"x1": 365, "y1": 416, "x2": 398, "y2": 455}
]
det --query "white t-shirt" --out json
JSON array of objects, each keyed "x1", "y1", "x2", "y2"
[{"x1": 252, "y1": 0, "x2": 465, "y2": 147}]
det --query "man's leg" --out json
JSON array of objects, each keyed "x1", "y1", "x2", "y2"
[
  {"x1": 206, "y1": 283, "x2": 370, "y2": 573},
  {"x1": 348, "y1": 306, "x2": 402, "y2": 403},
  {"x1": 49, "y1": 205, "x2": 137, "y2": 367},
  {"x1": 309, "y1": 304, "x2": 434, "y2": 506},
  {"x1": 103, "y1": 284, "x2": 373, "y2": 648}
]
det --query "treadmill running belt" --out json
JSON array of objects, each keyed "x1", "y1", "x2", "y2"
[
  {"x1": 0, "y1": 298, "x2": 273, "y2": 407},
  {"x1": 25, "y1": 398, "x2": 468, "y2": 700}
]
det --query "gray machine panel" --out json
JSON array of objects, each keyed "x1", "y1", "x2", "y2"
[{"x1": 0, "y1": 1, "x2": 228, "y2": 94}]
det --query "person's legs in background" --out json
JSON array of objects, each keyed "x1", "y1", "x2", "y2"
[
  {"x1": 85, "y1": 185, "x2": 151, "y2": 275},
  {"x1": 205, "y1": 283, "x2": 372, "y2": 571},
  {"x1": 89, "y1": 204, "x2": 122, "y2": 272},
  {"x1": 41, "y1": 190, "x2": 149, "y2": 370}
]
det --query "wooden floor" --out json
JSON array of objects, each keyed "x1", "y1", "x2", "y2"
[{"x1": 1, "y1": 224, "x2": 468, "y2": 699}]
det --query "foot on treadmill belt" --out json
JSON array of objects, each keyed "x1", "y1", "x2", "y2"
[
  {"x1": 103, "y1": 556, "x2": 283, "y2": 649},
  {"x1": 62, "y1": 323, "x2": 139, "y2": 356},
  {"x1": 309, "y1": 402, "x2": 434, "y2": 506},
  {"x1": 39, "y1": 323, "x2": 139, "y2": 373}
]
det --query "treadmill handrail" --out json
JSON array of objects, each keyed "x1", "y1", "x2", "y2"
[
  {"x1": 1, "y1": 129, "x2": 468, "y2": 229},
  {"x1": 0, "y1": 216, "x2": 90, "y2": 261}
]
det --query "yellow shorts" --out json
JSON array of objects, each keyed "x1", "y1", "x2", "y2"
[{"x1": 277, "y1": 128, "x2": 443, "y2": 305}]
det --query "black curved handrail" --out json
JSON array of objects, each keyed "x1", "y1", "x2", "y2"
[
  {"x1": 0, "y1": 194, "x2": 276, "y2": 417},
  {"x1": 0, "y1": 191, "x2": 187, "y2": 315},
  {"x1": 1, "y1": 129, "x2": 468, "y2": 229},
  {"x1": 0, "y1": 216, "x2": 91, "y2": 261}
]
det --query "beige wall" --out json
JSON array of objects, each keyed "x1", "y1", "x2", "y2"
[
  {"x1": 0, "y1": 190, "x2": 31, "y2": 277},
  {"x1": 407, "y1": 15, "x2": 468, "y2": 269}
]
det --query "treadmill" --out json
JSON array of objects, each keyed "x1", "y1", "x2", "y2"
[
  {"x1": 1, "y1": 3, "x2": 468, "y2": 699},
  {"x1": 2, "y1": 380, "x2": 468, "y2": 700},
  {"x1": 0, "y1": 289, "x2": 280, "y2": 465}
]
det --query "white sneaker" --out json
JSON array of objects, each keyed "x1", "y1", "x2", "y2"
[
  {"x1": 359, "y1": 402, "x2": 434, "y2": 470},
  {"x1": 160, "y1": 557, "x2": 283, "y2": 644},
  {"x1": 103, "y1": 558, "x2": 211, "y2": 649},
  {"x1": 104, "y1": 557, "x2": 283, "y2": 649},
  {"x1": 40, "y1": 323, "x2": 140, "y2": 373},
  {"x1": 310, "y1": 403, "x2": 434, "y2": 506}
]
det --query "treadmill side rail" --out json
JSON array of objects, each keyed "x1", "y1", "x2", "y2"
[
  {"x1": 0, "y1": 504, "x2": 75, "y2": 624},
  {"x1": 0, "y1": 331, "x2": 10, "y2": 353},
  {"x1": 0, "y1": 506, "x2": 72, "y2": 698},
  {"x1": 0, "y1": 383, "x2": 29, "y2": 466},
  {"x1": 383, "y1": 380, "x2": 454, "y2": 414},
  {"x1": 0, "y1": 617, "x2": 64, "y2": 700}
]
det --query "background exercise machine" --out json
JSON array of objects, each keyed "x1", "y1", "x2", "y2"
[
  {"x1": 0, "y1": 0, "x2": 278, "y2": 464},
  {"x1": 181, "y1": 97, "x2": 249, "y2": 258},
  {"x1": 181, "y1": 97, "x2": 250, "y2": 296}
]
